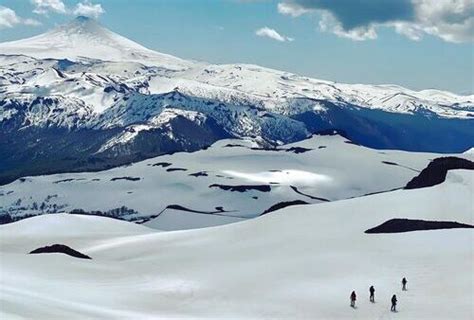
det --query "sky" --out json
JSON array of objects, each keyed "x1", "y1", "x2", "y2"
[{"x1": 0, "y1": 0, "x2": 473, "y2": 94}]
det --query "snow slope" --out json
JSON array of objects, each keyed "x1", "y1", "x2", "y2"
[
  {"x1": 1, "y1": 134, "x2": 452, "y2": 230},
  {"x1": 1, "y1": 170, "x2": 472, "y2": 319}
]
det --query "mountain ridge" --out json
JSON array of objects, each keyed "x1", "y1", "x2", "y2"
[
  {"x1": 0, "y1": 17, "x2": 473, "y2": 184},
  {"x1": 1, "y1": 16, "x2": 472, "y2": 104}
]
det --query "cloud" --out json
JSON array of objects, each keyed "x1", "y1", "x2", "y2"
[
  {"x1": 0, "y1": 6, "x2": 40, "y2": 29},
  {"x1": 277, "y1": 0, "x2": 474, "y2": 43},
  {"x1": 318, "y1": 11, "x2": 377, "y2": 41},
  {"x1": 31, "y1": 0, "x2": 104, "y2": 19},
  {"x1": 256, "y1": 27, "x2": 294, "y2": 42},
  {"x1": 277, "y1": 2, "x2": 310, "y2": 17},
  {"x1": 31, "y1": 0, "x2": 67, "y2": 15},
  {"x1": 280, "y1": 0, "x2": 414, "y2": 30},
  {"x1": 408, "y1": 0, "x2": 474, "y2": 43},
  {"x1": 73, "y1": 0, "x2": 104, "y2": 19}
]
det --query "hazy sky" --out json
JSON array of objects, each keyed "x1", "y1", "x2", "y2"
[{"x1": 1, "y1": 0, "x2": 473, "y2": 93}]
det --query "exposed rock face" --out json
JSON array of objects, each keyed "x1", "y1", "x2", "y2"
[
  {"x1": 260, "y1": 200, "x2": 309, "y2": 216},
  {"x1": 405, "y1": 157, "x2": 474, "y2": 189},
  {"x1": 29, "y1": 244, "x2": 92, "y2": 259},
  {"x1": 209, "y1": 184, "x2": 272, "y2": 192},
  {"x1": 365, "y1": 218, "x2": 474, "y2": 234}
]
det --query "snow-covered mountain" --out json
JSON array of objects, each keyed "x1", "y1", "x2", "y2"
[
  {"x1": 1, "y1": 16, "x2": 473, "y2": 184},
  {"x1": 0, "y1": 16, "x2": 191, "y2": 71}
]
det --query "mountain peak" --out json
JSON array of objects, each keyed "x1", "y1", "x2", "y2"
[
  {"x1": 58, "y1": 15, "x2": 104, "y2": 36},
  {"x1": 69, "y1": 15, "x2": 100, "y2": 28},
  {"x1": 74, "y1": 15, "x2": 94, "y2": 22},
  {"x1": 0, "y1": 17, "x2": 191, "y2": 70}
]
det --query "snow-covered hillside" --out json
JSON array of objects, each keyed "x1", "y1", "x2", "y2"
[
  {"x1": 1, "y1": 134, "x2": 454, "y2": 230},
  {"x1": 1, "y1": 169, "x2": 472, "y2": 319}
]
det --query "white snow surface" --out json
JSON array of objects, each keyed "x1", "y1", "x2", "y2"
[
  {"x1": 1, "y1": 134, "x2": 457, "y2": 231},
  {"x1": 0, "y1": 170, "x2": 472, "y2": 319}
]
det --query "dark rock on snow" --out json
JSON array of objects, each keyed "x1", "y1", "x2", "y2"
[
  {"x1": 405, "y1": 157, "x2": 474, "y2": 189},
  {"x1": 365, "y1": 218, "x2": 474, "y2": 234},
  {"x1": 260, "y1": 200, "x2": 309, "y2": 216},
  {"x1": 110, "y1": 176, "x2": 141, "y2": 181},
  {"x1": 209, "y1": 184, "x2": 271, "y2": 192},
  {"x1": 29, "y1": 244, "x2": 92, "y2": 259}
]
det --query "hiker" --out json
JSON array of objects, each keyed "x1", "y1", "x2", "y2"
[
  {"x1": 369, "y1": 285, "x2": 375, "y2": 302},
  {"x1": 391, "y1": 294, "x2": 398, "y2": 312},
  {"x1": 402, "y1": 277, "x2": 407, "y2": 291},
  {"x1": 350, "y1": 291, "x2": 357, "y2": 308}
]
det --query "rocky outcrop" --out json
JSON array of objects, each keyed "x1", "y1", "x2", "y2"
[
  {"x1": 29, "y1": 244, "x2": 91, "y2": 259},
  {"x1": 365, "y1": 218, "x2": 474, "y2": 233},
  {"x1": 405, "y1": 157, "x2": 474, "y2": 189}
]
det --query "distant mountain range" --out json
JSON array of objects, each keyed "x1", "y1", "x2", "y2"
[{"x1": 1, "y1": 16, "x2": 473, "y2": 184}]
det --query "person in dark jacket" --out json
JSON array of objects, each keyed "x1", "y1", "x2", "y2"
[
  {"x1": 369, "y1": 285, "x2": 375, "y2": 302},
  {"x1": 391, "y1": 294, "x2": 398, "y2": 312},
  {"x1": 402, "y1": 277, "x2": 407, "y2": 291},
  {"x1": 350, "y1": 291, "x2": 357, "y2": 308}
]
